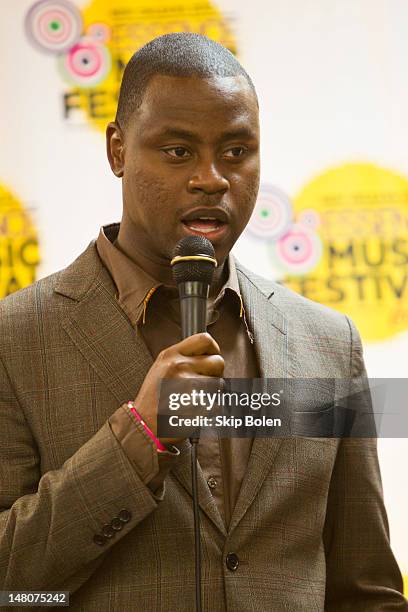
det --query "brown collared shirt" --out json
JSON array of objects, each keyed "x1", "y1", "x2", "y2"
[{"x1": 98, "y1": 223, "x2": 259, "y2": 529}]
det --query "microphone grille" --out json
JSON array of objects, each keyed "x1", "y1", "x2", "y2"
[{"x1": 171, "y1": 235, "x2": 217, "y2": 284}]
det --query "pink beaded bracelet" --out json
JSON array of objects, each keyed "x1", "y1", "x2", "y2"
[{"x1": 126, "y1": 401, "x2": 167, "y2": 452}]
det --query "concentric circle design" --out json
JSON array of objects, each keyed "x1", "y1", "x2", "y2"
[
  {"x1": 25, "y1": 0, "x2": 82, "y2": 54},
  {"x1": 298, "y1": 208, "x2": 320, "y2": 230},
  {"x1": 246, "y1": 185, "x2": 293, "y2": 240},
  {"x1": 87, "y1": 22, "x2": 111, "y2": 43},
  {"x1": 269, "y1": 224, "x2": 323, "y2": 275},
  {"x1": 59, "y1": 39, "x2": 112, "y2": 86}
]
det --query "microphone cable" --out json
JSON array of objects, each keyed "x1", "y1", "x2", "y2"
[{"x1": 190, "y1": 436, "x2": 202, "y2": 612}]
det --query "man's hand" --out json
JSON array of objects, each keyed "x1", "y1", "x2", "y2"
[{"x1": 133, "y1": 332, "x2": 224, "y2": 444}]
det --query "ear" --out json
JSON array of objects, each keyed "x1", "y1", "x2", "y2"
[{"x1": 106, "y1": 121, "x2": 125, "y2": 177}]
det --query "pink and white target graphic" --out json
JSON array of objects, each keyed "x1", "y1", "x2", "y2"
[
  {"x1": 25, "y1": 0, "x2": 82, "y2": 54},
  {"x1": 58, "y1": 38, "x2": 112, "y2": 87},
  {"x1": 269, "y1": 224, "x2": 323, "y2": 276},
  {"x1": 246, "y1": 185, "x2": 293, "y2": 240}
]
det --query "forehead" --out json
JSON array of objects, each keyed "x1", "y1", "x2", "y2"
[{"x1": 129, "y1": 74, "x2": 259, "y2": 138}]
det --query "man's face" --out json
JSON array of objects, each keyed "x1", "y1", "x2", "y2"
[{"x1": 108, "y1": 74, "x2": 260, "y2": 267}]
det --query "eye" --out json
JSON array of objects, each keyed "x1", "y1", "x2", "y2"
[
  {"x1": 224, "y1": 146, "x2": 247, "y2": 159},
  {"x1": 163, "y1": 147, "x2": 191, "y2": 159}
]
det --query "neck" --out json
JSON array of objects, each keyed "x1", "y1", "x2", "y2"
[{"x1": 115, "y1": 225, "x2": 229, "y2": 298}]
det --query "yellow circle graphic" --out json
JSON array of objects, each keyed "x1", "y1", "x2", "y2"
[
  {"x1": 0, "y1": 185, "x2": 40, "y2": 299},
  {"x1": 62, "y1": 0, "x2": 237, "y2": 131},
  {"x1": 283, "y1": 163, "x2": 408, "y2": 342}
]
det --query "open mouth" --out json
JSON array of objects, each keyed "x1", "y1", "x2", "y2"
[
  {"x1": 182, "y1": 217, "x2": 225, "y2": 234},
  {"x1": 180, "y1": 208, "x2": 230, "y2": 240}
]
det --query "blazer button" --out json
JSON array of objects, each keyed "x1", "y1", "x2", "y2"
[
  {"x1": 102, "y1": 524, "x2": 115, "y2": 538},
  {"x1": 93, "y1": 534, "x2": 107, "y2": 546},
  {"x1": 111, "y1": 517, "x2": 123, "y2": 531},
  {"x1": 226, "y1": 553, "x2": 239, "y2": 571},
  {"x1": 207, "y1": 477, "x2": 217, "y2": 490},
  {"x1": 118, "y1": 509, "x2": 132, "y2": 523}
]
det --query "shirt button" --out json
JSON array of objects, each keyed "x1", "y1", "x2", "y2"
[
  {"x1": 93, "y1": 534, "x2": 107, "y2": 546},
  {"x1": 111, "y1": 517, "x2": 123, "y2": 531},
  {"x1": 118, "y1": 509, "x2": 132, "y2": 523},
  {"x1": 226, "y1": 552, "x2": 239, "y2": 571},
  {"x1": 207, "y1": 477, "x2": 217, "y2": 490},
  {"x1": 101, "y1": 524, "x2": 115, "y2": 538}
]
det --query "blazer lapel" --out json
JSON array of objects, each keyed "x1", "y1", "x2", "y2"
[
  {"x1": 60, "y1": 284, "x2": 154, "y2": 410},
  {"x1": 172, "y1": 261, "x2": 292, "y2": 536},
  {"x1": 54, "y1": 244, "x2": 153, "y2": 410},
  {"x1": 227, "y1": 262, "x2": 289, "y2": 534}
]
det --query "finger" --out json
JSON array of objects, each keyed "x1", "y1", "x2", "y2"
[
  {"x1": 189, "y1": 354, "x2": 225, "y2": 377},
  {"x1": 177, "y1": 332, "x2": 221, "y2": 356}
]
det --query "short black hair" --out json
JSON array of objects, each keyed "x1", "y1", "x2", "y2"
[{"x1": 115, "y1": 32, "x2": 258, "y2": 129}]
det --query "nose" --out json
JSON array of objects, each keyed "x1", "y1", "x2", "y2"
[{"x1": 187, "y1": 157, "x2": 229, "y2": 195}]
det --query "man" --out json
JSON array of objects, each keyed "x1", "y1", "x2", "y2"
[{"x1": 0, "y1": 33, "x2": 406, "y2": 611}]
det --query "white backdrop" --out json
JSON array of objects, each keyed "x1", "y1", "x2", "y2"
[{"x1": 1, "y1": 0, "x2": 407, "y2": 580}]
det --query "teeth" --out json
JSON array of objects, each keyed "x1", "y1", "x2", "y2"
[
  {"x1": 189, "y1": 226, "x2": 216, "y2": 233},
  {"x1": 198, "y1": 217, "x2": 216, "y2": 220}
]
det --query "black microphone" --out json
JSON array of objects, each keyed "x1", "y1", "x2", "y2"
[
  {"x1": 170, "y1": 235, "x2": 217, "y2": 612},
  {"x1": 171, "y1": 235, "x2": 217, "y2": 339}
]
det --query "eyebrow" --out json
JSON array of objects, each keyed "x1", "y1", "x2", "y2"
[{"x1": 155, "y1": 126, "x2": 258, "y2": 143}]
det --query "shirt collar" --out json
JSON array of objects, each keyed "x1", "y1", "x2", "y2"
[{"x1": 96, "y1": 222, "x2": 247, "y2": 329}]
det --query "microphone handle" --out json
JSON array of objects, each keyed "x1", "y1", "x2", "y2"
[{"x1": 179, "y1": 281, "x2": 209, "y2": 339}]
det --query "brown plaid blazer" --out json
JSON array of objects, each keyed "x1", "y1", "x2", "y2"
[{"x1": 0, "y1": 240, "x2": 406, "y2": 611}]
